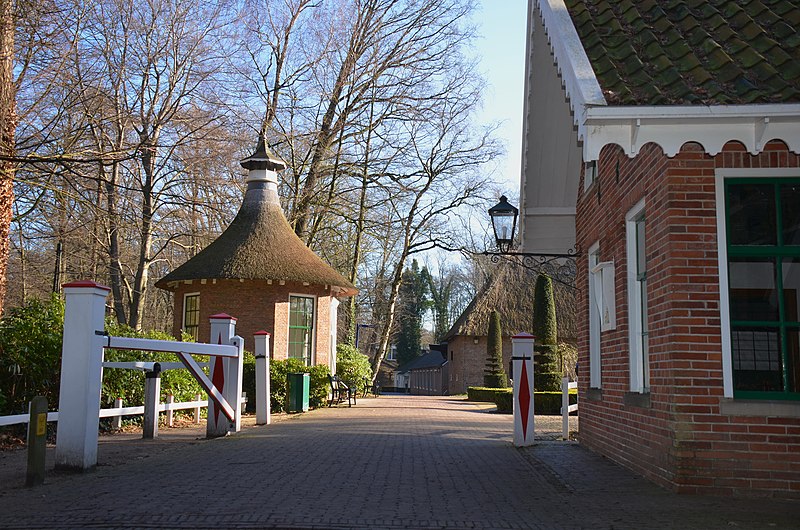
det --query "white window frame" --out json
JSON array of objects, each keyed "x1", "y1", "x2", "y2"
[
  {"x1": 715, "y1": 167, "x2": 800, "y2": 398},
  {"x1": 588, "y1": 242, "x2": 601, "y2": 388},
  {"x1": 287, "y1": 293, "x2": 317, "y2": 366},
  {"x1": 626, "y1": 198, "x2": 649, "y2": 393},
  {"x1": 182, "y1": 292, "x2": 200, "y2": 340}
]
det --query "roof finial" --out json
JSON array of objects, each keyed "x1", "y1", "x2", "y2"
[{"x1": 240, "y1": 133, "x2": 287, "y2": 172}]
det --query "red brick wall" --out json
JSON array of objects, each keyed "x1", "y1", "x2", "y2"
[
  {"x1": 447, "y1": 335, "x2": 513, "y2": 394},
  {"x1": 170, "y1": 279, "x2": 334, "y2": 367},
  {"x1": 576, "y1": 140, "x2": 800, "y2": 498}
]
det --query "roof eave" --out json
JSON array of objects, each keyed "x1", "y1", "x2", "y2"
[
  {"x1": 583, "y1": 103, "x2": 800, "y2": 160},
  {"x1": 535, "y1": 0, "x2": 606, "y2": 139}
]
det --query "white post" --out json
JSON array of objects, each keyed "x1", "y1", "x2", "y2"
[
  {"x1": 142, "y1": 366, "x2": 161, "y2": 439},
  {"x1": 194, "y1": 393, "x2": 201, "y2": 423},
  {"x1": 329, "y1": 298, "x2": 339, "y2": 376},
  {"x1": 167, "y1": 394, "x2": 175, "y2": 427},
  {"x1": 208, "y1": 314, "x2": 243, "y2": 437},
  {"x1": 111, "y1": 397, "x2": 123, "y2": 430},
  {"x1": 562, "y1": 377, "x2": 569, "y2": 441},
  {"x1": 254, "y1": 331, "x2": 271, "y2": 425},
  {"x1": 512, "y1": 333, "x2": 536, "y2": 447},
  {"x1": 55, "y1": 280, "x2": 110, "y2": 470}
]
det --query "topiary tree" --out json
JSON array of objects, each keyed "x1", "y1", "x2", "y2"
[
  {"x1": 483, "y1": 310, "x2": 507, "y2": 388},
  {"x1": 533, "y1": 273, "x2": 562, "y2": 391}
]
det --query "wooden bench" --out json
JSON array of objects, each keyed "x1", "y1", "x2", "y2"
[{"x1": 328, "y1": 375, "x2": 356, "y2": 407}]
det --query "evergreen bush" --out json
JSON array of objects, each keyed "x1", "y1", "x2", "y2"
[
  {"x1": 483, "y1": 310, "x2": 507, "y2": 388},
  {"x1": 268, "y1": 358, "x2": 330, "y2": 412},
  {"x1": 0, "y1": 295, "x2": 64, "y2": 415},
  {"x1": 532, "y1": 274, "x2": 562, "y2": 391}
]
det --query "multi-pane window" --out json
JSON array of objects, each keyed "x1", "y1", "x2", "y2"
[
  {"x1": 725, "y1": 179, "x2": 800, "y2": 399},
  {"x1": 626, "y1": 200, "x2": 649, "y2": 393},
  {"x1": 288, "y1": 295, "x2": 315, "y2": 365},
  {"x1": 183, "y1": 293, "x2": 200, "y2": 341}
]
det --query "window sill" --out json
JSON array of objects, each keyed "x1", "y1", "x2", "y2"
[
  {"x1": 623, "y1": 391, "x2": 651, "y2": 409},
  {"x1": 586, "y1": 387, "x2": 603, "y2": 401},
  {"x1": 719, "y1": 398, "x2": 800, "y2": 418}
]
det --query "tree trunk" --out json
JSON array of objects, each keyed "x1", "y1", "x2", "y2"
[
  {"x1": 106, "y1": 160, "x2": 128, "y2": 325},
  {"x1": 0, "y1": 0, "x2": 16, "y2": 315}
]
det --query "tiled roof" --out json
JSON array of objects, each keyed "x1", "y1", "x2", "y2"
[{"x1": 563, "y1": 0, "x2": 800, "y2": 105}]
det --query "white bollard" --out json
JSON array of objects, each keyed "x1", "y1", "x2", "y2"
[
  {"x1": 512, "y1": 333, "x2": 536, "y2": 447},
  {"x1": 111, "y1": 397, "x2": 123, "y2": 431},
  {"x1": 167, "y1": 394, "x2": 175, "y2": 427},
  {"x1": 194, "y1": 393, "x2": 201, "y2": 423},
  {"x1": 143, "y1": 366, "x2": 161, "y2": 439},
  {"x1": 207, "y1": 314, "x2": 244, "y2": 437},
  {"x1": 254, "y1": 331, "x2": 271, "y2": 425},
  {"x1": 55, "y1": 280, "x2": 110, "y2": 470}
]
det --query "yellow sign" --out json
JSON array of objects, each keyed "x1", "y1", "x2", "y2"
[{"x1": 36, "y1": 413, "x2": 47, "y2": 436}]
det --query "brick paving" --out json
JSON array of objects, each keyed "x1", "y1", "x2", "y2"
[{"x1": 0, "y1": 395, "x2": 798, "y2": 529}]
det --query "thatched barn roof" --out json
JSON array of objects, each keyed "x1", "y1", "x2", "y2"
[
  {"x1": 444, "y1": 265, "x2": 577, "y2": 342},
  {"x1": 156, "y1": 139, "x2": 357, "y2": 296}
]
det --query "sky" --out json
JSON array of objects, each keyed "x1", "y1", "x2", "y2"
[{"x1": 473, "y1": 0, "x2": 528, "y2": 199}]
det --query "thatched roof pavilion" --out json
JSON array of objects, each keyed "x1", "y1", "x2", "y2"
[
  {"x1": 156, "y1": 137, "x2": 356, "y2": 295},
  {"x1": 156, "y1": 136, "x2": 355, "y2": 368}
]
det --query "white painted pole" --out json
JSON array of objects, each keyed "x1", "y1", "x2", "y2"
[
  {"x1": 55, "y1": 280, "x2": 110, "y2": 470},
  {"x1": 208, "y1": 314, "x2": 242, "y2": 437},
  {"x1": 562, "y1": 377, "x2": 569, "y2": 441},
  {"x1": 194, "y1": 393, "x2": 202, "y2": 423},
  {"x1": 254, "y1": 331, "x2": 271, "y2": 425},
  {"x1": 511, "y1": 333, "x2": 536, "y2": 447},
  {"x1": 167, "y1": 394, "x2": 175, "y2": 427},
  {"x1": 111, "y1": 398, "x2": 123, "y2": 430},
  {"x1": 142, "y1": 367, "x2": 161, "y2": 439}
]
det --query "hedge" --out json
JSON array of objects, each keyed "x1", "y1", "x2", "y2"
[{"x1": 467, "y1": 386, "x2": 578, "y2": 415}]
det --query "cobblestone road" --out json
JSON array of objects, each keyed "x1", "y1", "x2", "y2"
[{"x1": 0, "y1": 395, "x2": 797, "y2": 529}]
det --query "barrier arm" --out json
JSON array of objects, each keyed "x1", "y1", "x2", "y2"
[{"x1": 176, "y1": 351, "x2": 235, "y2": 422}]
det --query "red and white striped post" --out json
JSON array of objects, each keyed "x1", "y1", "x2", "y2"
[
  {"x1": 207, "y1": 314, "x2": 244, "y2": 437},
  {"x1": 253, "y1": 331, "x2": 271, "y2": 425},
  {"x1": 512, "y1": 333, "x2": 535, "y2": 447}
]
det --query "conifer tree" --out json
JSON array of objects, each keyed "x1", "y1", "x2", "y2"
[
  {"x1": 484, "y1": 310, "x2": 507, "y2": 388},
  {"x1": 533, "y1": 274, "x2": 561, "y2": 391}
]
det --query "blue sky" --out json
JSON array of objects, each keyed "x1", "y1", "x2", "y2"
[{"x1": 473, "y1": 0, "x2": 528, "y2": 197}]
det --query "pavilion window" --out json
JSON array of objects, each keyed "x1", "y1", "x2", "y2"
[{"x1": 288, "y1": 295, "x2": 315, "y2": 365}]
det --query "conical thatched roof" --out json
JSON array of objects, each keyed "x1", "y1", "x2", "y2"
[
  {"x1": 156, "y1": 140, "x2": 356, "y2": 296},
  {"x1": 444, "y1": 265, "x2": 576, "y2": 342}
]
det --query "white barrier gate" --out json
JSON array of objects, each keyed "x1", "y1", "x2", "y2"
[{"x1": 55, "y1": 281, "x2": 244, "y2": 470}]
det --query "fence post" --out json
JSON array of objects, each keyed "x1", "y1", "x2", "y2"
[
  {"x1": 143, "y1": 365, "x2": 161, "y2": 439},
  {"x1": 26, "y1": 396, "x2": 48, "y2": 487},
  {"x1": 254, "y1": 331, "x2": 271, "y2": 425},
  {"x1": 194, "y1": 393, "x2": 201, "y2": 423},
  {"x1": 167, "y1": 394, "x2": 175, "y2": 427},
  {"x1": 208, "y1": 314, "x2": 243, "y2": 437},
  {"x1": 55, "y1": 280, "x2": 110, "y2": 470},
  {"x1": 111, "y1": 398, "x2": 123, "y2": 430},
  {"x1": 511, "y1": 333, "x2": 536, "y2": 447},
  {"x1": 562, "y1": 377, "x2": 569, "y2": 441}
]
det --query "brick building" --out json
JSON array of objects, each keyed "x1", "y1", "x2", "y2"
[
  {"x1": 444, "y1": 265, "x2": 576, "y2": 395},
  {"x1": 522, "y1": 1, "x2": 800, "y2": 496},
  {"x1": 155, "y1": 137, "x2": 356, "y2": 371}
]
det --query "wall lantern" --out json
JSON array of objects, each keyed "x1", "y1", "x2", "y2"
[{"x1": 488, "y1": 195, "x2": 518, "y2": 253}]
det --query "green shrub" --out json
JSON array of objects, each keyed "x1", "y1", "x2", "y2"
[
  {"x1": 467, "y1": 386, "x2": 577, "y2": 415},
  {"x1": 335, "y1": 344, "x2": 372, "y2": 394},
  {"x1": 268, "y1": 358, "x2": 330, "y2": 412},
  {"x1": 533, "y1": 274, "x2": 562, "y2": 391},
  {"x1": 0, "y1": 295, "x2": 64, "y2": 414}
]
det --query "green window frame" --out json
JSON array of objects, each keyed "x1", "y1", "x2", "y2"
[
  {"x1": 288, "y1": 295, "x2": 315, "y2": 365},
  {"x1": 724, "y1": 177, "x2": 800, "y2": 401},
  {"x1": 183, "y1": 293, "x2": 200, "y2": 341}
]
